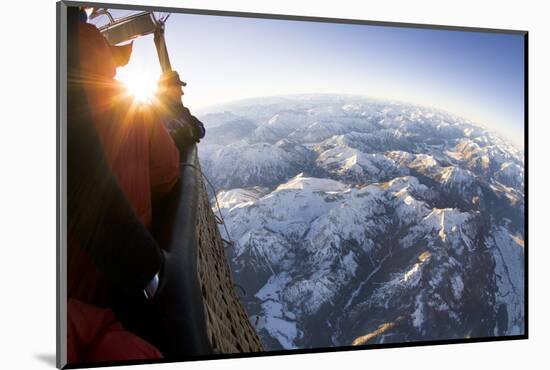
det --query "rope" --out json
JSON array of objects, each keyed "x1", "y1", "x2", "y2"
[
  {"x1": 221, "y1": 238, "x2": 234, "y2": 248},
  {"x1": 183, "y1": 162, "x2": 247, "y2": 299},
  {"x1": 233, "y1": 283, "x2": 247, "y2": 298},
  {"x1": 181, "y1": 163, "x2": 234, "y2": 249}
]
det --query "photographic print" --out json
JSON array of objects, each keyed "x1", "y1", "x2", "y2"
[{"x1": 57, "y1": 1, "x2": 527, "y2": 368}]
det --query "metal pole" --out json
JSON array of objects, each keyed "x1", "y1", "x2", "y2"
[{"x1": 154, "y1": 24, "x2": 173, "y2": 73}]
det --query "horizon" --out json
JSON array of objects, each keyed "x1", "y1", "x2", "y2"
[
  {"x1": 193, "y1": 92, "x2": 525, "y2": 151},
  {"x1": 97, "y1": 9, "x2": 525, "y2": 148}
]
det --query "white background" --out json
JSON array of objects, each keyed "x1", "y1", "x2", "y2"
[{"x1": 1, "y1": 0, "x2": 547, "y2": 368}]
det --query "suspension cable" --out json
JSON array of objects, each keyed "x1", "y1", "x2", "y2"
[{"x1": 181, "y1": 163, "x2": 234, "y2": 248}]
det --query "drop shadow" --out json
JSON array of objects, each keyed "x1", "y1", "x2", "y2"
[{"x1": 34, "y1": 353, "x2": 57, "y2": 367}]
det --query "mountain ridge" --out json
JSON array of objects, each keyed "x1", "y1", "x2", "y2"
[{"x1": 198, "y1": 94, "x2": 525, "y2": 350}]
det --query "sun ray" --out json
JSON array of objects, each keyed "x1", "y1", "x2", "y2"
[{"x1": 117, "y1": 71, "x2": 158, "y2": 104}]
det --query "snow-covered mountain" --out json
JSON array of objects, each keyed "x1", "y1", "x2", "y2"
[{"x1": 197, "y1": 94, "x2": 525, "y2": 350}]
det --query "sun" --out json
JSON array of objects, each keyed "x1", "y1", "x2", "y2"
[{"x1": 117, "y1": 72, "x2": 158, "y2": 104}]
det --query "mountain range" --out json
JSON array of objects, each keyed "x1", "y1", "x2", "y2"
[{"x1": 197, "y1": 94, "x2": 525, "y2": 350}]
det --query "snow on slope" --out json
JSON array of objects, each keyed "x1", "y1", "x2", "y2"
[
  {"x1": 201, "y1": 141, "x2": 298, "y2": 189},
  {"x1": 486, "y1": 225, "x2": 525, "y2": 335},
  {"x1": 315, "y1": 145, "x2": 407, "y2": 183},
  {"x1": 199, "y1": 94, "x2": 524, "y2": 349}
]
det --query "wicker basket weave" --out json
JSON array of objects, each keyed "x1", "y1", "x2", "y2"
[{"x1": 195, "y1": 164, "x2": 264, "y2": 354}]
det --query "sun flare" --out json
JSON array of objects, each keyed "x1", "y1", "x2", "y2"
[{"x1": 117, "y1": 72, "x2": 158, "y2": 104}]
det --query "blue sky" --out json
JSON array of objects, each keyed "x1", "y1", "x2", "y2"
[{"x1": 108, "y1": 11, "x2": 525, "y2": 147}]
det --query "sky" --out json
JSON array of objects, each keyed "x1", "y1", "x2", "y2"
[{"x1": 102, "y1": 10, "x2": 525, "y2": 148}]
